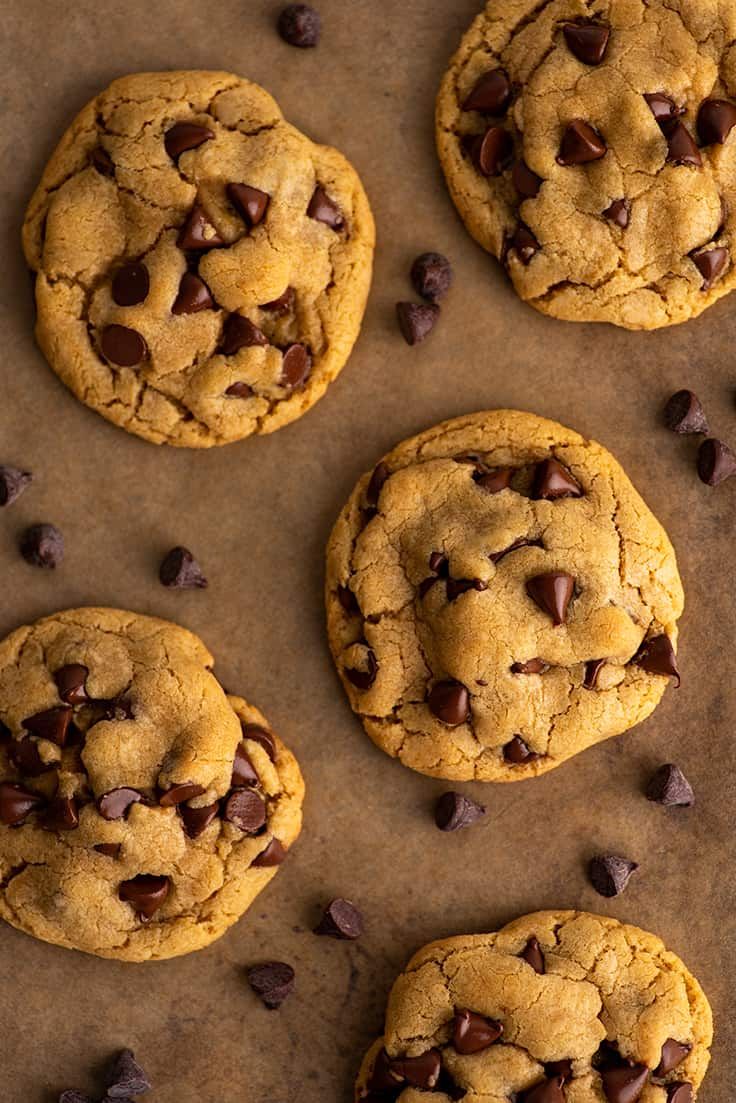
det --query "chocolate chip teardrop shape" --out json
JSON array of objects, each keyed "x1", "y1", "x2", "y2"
[
  {"x1": 220, "y1": 314, "x2": 268, "y2": 355},
  {"x1": 512, "y1": 160, "x2": 543, "y2": 198},
  {"x1": 366, "y1": 462, "x2": 390, "y2": 507},
  {"x1": 462, "y1": 68, "x2": 512, "y2": 114},
  {"x1": 645, "y1": 92, "x2": 683, "y2": 128},
  {"x1": 118, "y1": 874, "x2": 170, "y2": 919},
  {"x1": 655, "y1": 1039, "x2": 692, "y2": 1077},
  {"x1": 172, "y1": 271, "x2": 215, "y2": 315},
  {"x1": 22, "y1": 706, "x2": 72, "y2": 746},
  {"x1": 452, "y1": 1009, "x2": 503, "y2": 1054},
  {"x1": 521, "y1": 935, "x2": 545, "y2": 974},
  {"x1": 667, "y1": 1085, "x2": 693, "y2": 1103},
  {"x1": 504, "y1": 734, "x2": 539, "y2": 764},
  {"x1": 54, "y1": 663, "x2": 89, "y2": 704},
  {"x1": 164, "y1": 122, "x2": 214, "y2": 160},
  {"x1": 177, "y1": 204, "x2": 224, "y2": 250},
  {"x1": 101, "y1": 325, "x2": 148, "y2": 368},
  {"x1": 180, "y1": 802, "x2": 219, "y2": 838},
  {"x1": 307, "y1": 186, "x2": 344, "y2": 230},
  {"x1": 241, "y1": 724, "x2": 277, "y2": 760},
  {"x1": 634, "y1": 634, "x2": 680, "y2": 684},
  {"x1": 690, "y1": 245, "x2": 728, "y2": 290},
  {"x1": 280, "y1": 343, "x2": 312, "y2": 389},
  {"x1": 471, "y1": 125, "x2": 513, "y2": 176},
  {"x1": 584, "y1": 658, "x2": 606, "y2": 689},
  {"x1": 427, "y1": 680, "x2": 470, "y2": 726},
  {"x1": 252, "y1": 837, "x2": 288, "y2": 866},
  {"x1": 600, "y1": 1062, "x2": 649, "y2": 1103},
  {"x1": 666, "y1": 122, "x2": 702, "y2": 166},
  {"x1": 557, "y1": 120, "x2": 606, "y2": 164},
  {"x1": 563, "y1": 21, "x2": 610, "y2": 65},
  {"x1": 112, "y1": 262, "x2": 149, "y2": 307},
  {"x1": 223, "y1": 788, "x2": 267, "y2": 834},
  {"x1": 226, "y1": 182, "x2": 270, "y2": 228},
  {"x1": 0, "y1": 781, "x2": 45, "y2": 825},
  {"x1": 526, "y1": 572, "x2": 575, "y2": 626},
  {"x1": 231, "y1": 742, "x2": 259, "y2": 788},
  {"x1": 532, "y1": 458, "x2": 583, "y2": 499},
  {"x1": 345, "y1": 648, "x2": 378, "y2": 690},
  {"x1": 697, "y1": 98, "x2": 736, "y2": 145},
  {"x1": 603, "y1": 198, "x2": 630, "y2": 228},
  {"x1": 509, "y1": 224, "x2": 540, "y2": 265}
]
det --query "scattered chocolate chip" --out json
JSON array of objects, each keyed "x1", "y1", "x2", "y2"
[
  {"x1": 23, "y1": 706, "x2": 72, "y2": 745},
  {"x1": 691, "y1": 245, "x2": 728, "y2": 289},
  {"x1": 94, "y1": 842, "x2": 122, "y2": 858},
  {"x1": 277, "y1": 4, "x2": 321, "y2": 47},
  {"x1": 666, "y1": 123, "x2": 702, "y2": 166},
  {"x1": 20, "y1": 522, "x2": 64, "y2": 568},
  {"x1": 434, "y1": 791, "x2": 485, "y2": 831},
  {"x1": 666, "y1": 1085, "x2": 693, "y2": 1103},
  {"x1": 589, "y1": 854, "x2": 638, "y2": 897},
  {"x1": 645, "y1": 93, "x2": 684, "y2": 128},
  {"x1": 428, "y1": 680, "x2": 470, "y2": 726},
  {"x1": 314, "y1": 897, "x2": 364, "y2": 940},
  {"x1": 663, "y1": 389, "x2": 709, "y2": 434},
  {"x1": 603, "y1": 198, "x2": 630, "y2": 228},
  {"x1": 41, "y1": 795, "x2": 79, "y2": 831},
  {"x1": 470, "y1": 125, "x2": 513, "y2": 175},
  {"x1": 655, "y1": 1039, "x2": 692, "y2": 1078},
  {"x1": 522, "y1": 1077, "x2": 566, "y2": 1103},
  {"x1": 512, "y1": 160, "x2": 543, "y2": 198},
  {"x1": 280, "y1": 343, "x2": 312, "y2": 388},
  {"x1": 180, "y1": 801, "x2": 220, "y2": 838},
  {"x1": 557, "y1": 120, "x2": 607, "y2": 165},
  {"x1": 98, "y1": 787, "x2": 144, "y2": 821},
  {"x1": 697, "y1": 437, "x2": 736, "y2": 486},
  {"x1": 221, "y1": 313, "x2": 269, "y2": 355},
  {"x1": 164, "y1": 122, "x2": 214, "y2": 160},
  {"x1": 532, "y1": 458, "x2": 583, "y2": 499},
  {"x1": 54, "y1": 664, "x2": 89, "y2": 705},
  {"x1": 177, "y1": 204, "x2": 224, "y2": 250},
  {"x1": 0, "y1": 465, "x2": 32, "y2": 507},
  {"x1": 475, "y1": 467, "x2": 513, "y2": 493},
  {"x1": 101, "y1": 324, "x2": 147, "y2": 367},
  {"x1": 563, "y1": 21, "x2": 610, "y2": 65},
  {"x1": 91, "y1": 146, "x2": 114, "y2": 176},
  {"x1": 225, "y1": 381, "x2": 253, "y2": 399},
  {"x1": 242, "y1": 724, "x2": 277, "y2": 760},
  {"x1": 396, "y1": 301, "x2": 440, "y2": 345},
  {"x1": 511, "y1": 658, "x2": 548, "y2": 675},
  {"x1": 366, "y1": 461, "x2": 390, "y2": 507},
  {"x1": 172, "y1": 271, "x2": 214, "y2": 314},
  {"x1": 223, "y1": 788, "x2": 267, "y2": 834},
  {"x1": 452, "y1": 1008, "x2": 503, "y2": 1054},
  {"x1": 118, "y1": 874, "x2": 170, "y2": 919},
  {"x1": 307, "y1": 185, "x2": 344, "y2": 230},
  {"x1": 106, "y1": 1048, "x2": 152, "y2": 1099},
  {"x1": 526, "y1": 572, "x2": 575, "y2": 626},
  {"x1": 232, "y1": 743, "x2": 259, "y2": 788},
  {"x1": 159, "y1": 782, "x2": 205, "y2": 807},
  {"x1": 111, "y1": 262, "x2": 149, "y2": 307},
  {"x1": 583, "y1": 658, "x2": 606, "y2": 689},
  {"x1": 252, "y1": 837, "x2": 287, "y2": 866},
  {"x1": 509, "y1": 224, "x2": 539, "y2": 264},
  {"x1": 410, "y1": 252, "x2": 453, "y2": 302},
  {"x1": 634, "y1": 634, "x2": 680, "y2": 683},
  {"x1": 600, "y1": 1062, "x2": 649, "y2": 1103},
  {"x1": 159, "y1": 546, "x2": 208, "y2": 589},
  {"x1": 337, "y1": 584, "x2": 360, "y2": 614},
  {"x1": 8, "y1": 736, "x2": 53, "y2": 776},
  {"x1": 247, "y1": 960, "x2": 295, "y2": 1008},
  {"x1": 389, "y1": 1050, "x2": 442, "y2": 1090},
  {"x1": 646, "y1": 763, "x2": 694, "y2": 807},
  {"x1": 697, "y1": 97, "x2": 736, "y2": 145},
  {"x1": 521, "y1": 935, "x2": 545, "y2": 974},
  {"x1": 462, "y1": 69, "x2": 512, "y2": 114},
  {"x1": 261, "y1": 286, "x2": 295, "y2": 314},
  {"x1": 0, "y1": 781, "x2": 45, "y2": 825},
  {"x1": 226, "y1": 182, "x2": 270, "y2": 228},
  {"x1": 345, "y1": 648, "x2": 378, "y2": 690},
  {"x1": 446, "y1": 577, "x2": 487, "y2": 601},
  {"x1": 504, "y1": 735, "x2": 539, "y2": 764}
]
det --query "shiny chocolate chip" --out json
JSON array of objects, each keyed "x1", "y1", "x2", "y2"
[
  {"x1": 557, "y1": 120, "x2": 607, "y2": 164},
  {"x1": 23, "y1": 706, "x2": 72, "y2": 746},
  {"x1": 101, "y1": 325, "x2": 147, "y2": 367},
  {"x1": 118, "y1": 874, "x2": 170, "y2": 919},
  {"x1": 563, "y1": 21, "x2": 610, "y2": 65},
  {"x1": 172, "y1": 271, "x2": 214, "y2": 315},
  {"x1": 307, "y1": 186, "x2": 344, "y2": 230},
  {"x1": 226, "y1": 182, "x2": 270, "y2": 227},
  {"x1": 453, "y1": 1008, "x2": 503, "y2": 1053},
  {"x1": 98, "y1": 788, "x2": 144, "y2": 821},
  {"x1": 164, "y1": 122, "x2": 214, "y2": 159},
  {"x1": 223, "y1": 788, "x2": 267, "y2": 833},
  {"x1": 221, "y1": 314, "x2": 268, "y2": 355},
  {"x1": 159, "y1": 782, "x2": 205, "y2": 807},
  {"x1": 427, "y1": 680, "x2": 470, "y2": 726},
  {"x1": 252, "y1": 837, "x2": 287, "y2": 866},
  {"x1": 526, "y1": 572, "x2": 575, "y2": 625},
  {"x1": 504, "y1": 735, "x2": 539, "y2": 764},
  {"x1": 521, "y1": 935, "x2": 545, "y2": 974},
  {"x1": 177, "y1": 204, "x2": 224, "y2": 250},
  {"x1": 0, "y1": 781, "x2": 45, "y2": 825},
  {"x1": 111, "y1": 262, "x2": 149, "y2": 307},
  {"x1": 462, "y1": 69, "x2": 511, "y2": 114},
  {"x1": 54, "y1": 664, "x2": 89, "y2": 704}
]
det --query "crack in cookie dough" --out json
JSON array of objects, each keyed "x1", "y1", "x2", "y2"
[
  {"x1": 436, "y1": 0, "x2": 736, "y2": 329},
  {"x1": 355, "y1": 911, "x2": 713, "y2": 1102},
  {"x1": 0, "y1": 608, "x2": 304, "y2": 961},
  {"x1": 325, "y1": 411, "x2": 683, "y2": 782},
  {"x1": 23, "y1": 70, "x2": 374, "y2": 446}
]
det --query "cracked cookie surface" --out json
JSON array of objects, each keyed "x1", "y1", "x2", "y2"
[
  {"x1": 22, "y1": 70, "x2": 374, "y2": 446},
  {"x1": 355, "y1": 910, "x2": 713, "y2": 1102},
  {"x1": 326, "y1": 410, "x2": 683, "y2": 782},
  {"x1": 0, "y1": 608, "x2": 304, "y2": 961},
  {"x1": 436, "y1": 0, "x2": 736, "y2": 329}
]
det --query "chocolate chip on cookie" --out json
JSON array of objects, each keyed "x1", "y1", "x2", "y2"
[
  {"x1": 634, "y1": 634, "x2": 680, "y2": 683},
  {"x1": 557, "y1": 120, "x2": 607, "y2": 165},
  {"x1": 512, "y1": 160, "x2": 543, "y2": 198},
  {"x1": 252, "y1": 837, "x2": 287, "y2": 866},
  {"x1": 177, "y1": 204, "x2": 224, "y2": 250},
  {"x1": 600, "y1": 1062, "x2": 649, "y2": 1103},
  {"x1": 111, "y1": 262, "x2": 150, "y2": 307},
  {"x1": 428, "y1": 680, "x2": 470, "y2": 726},
  {"x1": 697, "y1": 437, "x2": 736, "y2": 485},
  {"x1": 396, "y1": 301, "x2": 440, "y2": 345},
  {"x1": 98, "y1": 788, "x2": 145, "y2": 821},
  {"x1": 655, "y1": 1039, "x2": 693, "y2": 1076},
  {"x1": 20, "y1": 522, "x2": 64, "y2": 568},
  {"x1": 159, "y1": 546, "x2": 208, "y2": 589},
  {"x1": 646, "y1": 764, "x2": 694, "y2": 807},
  {"x1": 410, "y1": 253, "x2": 453, "y2": 302},
  {"x1": 583, "y1": 658, "x2": 606, "y2": 689},
  {"x1": 242, "y1": 723, "x2": 277, "y2": 761},
  {"x1": 54, "y1": 664, "x2": 89, "y2": 705},
  {"x1": 345, "y1": 648, "x2": 378, "y2": 690},
  {"x1": 226, "y1": 182, "x2": 270, "y2": 228},
  {"x1": 526, "y1": 572, "x2": 575, "y2": 626},
  {"x1": 280, "y1": 343, "x2": 312, "y2": 389},
  {"x1": 23, "y1": 706, "x2": 72, "y2": 745},
  {"x1": 603, "y1": 198, "x2": 630, "y2": 228},
  {"x1": 159, "y1": 782, "x2": 205, "y2": 807},
  {"x1": 508, "y1": 224, "x2": 539, "y2": 265},
  {"x1": 247, "y1": 961, "x2": 295, "y2": 1008},
  {"x1": 277, "y1": 4, "x2": 321, "y2": 48},
  {"x1": 520, "y1": 935, "x2": 545, "y2": 974},
  {"x1": 118, "y1": 874, "x2": 170, "y2": 919},
  {"x1": 434, "y1": 791, "x2": 485, "y2": 831},
  {"x1": 231, "y1": 743, "x2": 259, "y2": 788},
  {"x1": 462, "y1": 69, "x2": 511, "y2": 114},
  {"x1": 588, "y1": 854, "x2": 638, "y2": 897},
  {"x1": 503, "y1": 735, "x2": 539, "y2": 764},
  {"x1": 510, "y1": 658, "x2": 548, "y2": 675},
  {"x1": 563, "y1": 21, "x2": 610, "y2": 65},
  {"x1": 180, "y1": 802, "x2": 219, "y2": 838},
  {"x1": 666, "y1": 122, "x2": 702, "y2": 167},
  {"x1": 164, "y1": 122, "x2": 214, "y2": 159},
  {"x1": 220, "y1": 314, "x2": 268, "y2": 356},
  {"x1": 663, "y1": 390, "x2": 709, "y2": 434},
  {"x1": 452, "y1": 1009, "x2": 503, "y2": 1054},
  {"x1": 314, "y1": 898, "x2": 364, "y2": 940},
  {"x1": 307, "y1": 185, "x2": 344, "y2": 229},
  {"x1": 171, "y1": 271, "x2": 215, "y2": 315},
  {"x1": 223, "y1": 788, "x2": 267, "y2": 834},
  {"x1": 521, "y1": 1076, "x2": 566, "y2": 1102},
  {"x1": 691, "y1": 245, "x2": 728, "y2": 289},
  {"x1": 0, "y1": 781, "x2": 45, "y2": 826},
  {"x1": 261, "y1": 286, "x2": 295, "y2": 314},
  {"x1": 697, "y1": 98, "x2": 736, "y2": 145},
  {"x1": 468, "y1": 125, "x2": 513, "y2": 175},
  {"x1": 0, "y1": 465, "x2": 32, "y2": 507},
  {"x1": 101, "y1": 324, "x2": 147, "y2": 367}
]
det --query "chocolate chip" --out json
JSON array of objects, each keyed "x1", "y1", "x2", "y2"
[
  {"x1": 159, "y1": 546, "x2": 208, "y2": 589},
  {"x1": 164, "y1": 122, "x2": 214, "y2": 160},
  {"x1": 389, "y1": 1050, "x2": 442, "y2": 1090},
  {"x1": 20, "y1": 522, "x2": 64, "y2": 568},
  {"x1": 8, "y1": 736, "x2": 53, "y2": 776},
  {"x1": 337, "y1": 584, "x2": 360, "y2": 614},
  {"x1": 434, "y1": 791, "x2": 485, "y2": 831},
  {"x1": 177, "y1": 204, "x2": 224, "y2": 250},
  {"x1": 172, "y1": 271, "x2": 214, "y2": 314},
  {"x1": 511, "y1": 658, "x2": 548, "y2": 675},
  {"x1": 345, "y1": 648, "x2": 378, "y2": 690},
  {"x1": 446, "y1": 577, "x2": 487, "y2": 601},
  {"x1": 307, "y1": 185, "x2": 344, "y2": 230},
  {"x1": 532, "y1": 458, "x2": 583, "y2": 498},
  {"x1": 54, "y1": 664, "x2": 89, "y2": 705},
  {"x1": 94, "y1": 842, "x2": 122, "y2": 858},
  {"x1": 646, "y1": 763, "x2": 694, "y2": 807},
  {"x1": 91, "y1": 146, "x2": 114, "y2": 176},
  {"x1": 118, "y1": 874, "x2": 170, "y2": 919},
  {"x1": 545, "y1": 1060, "x2": 573, "y2": 1083},
  {"x1": 462, "y1": 69, "x2": 512, "y2": 114},
  {"x1": 105, "y1": 696, "x2": 135, "y2": 721},
  {"x1": 101, "y1": 324, "x2": 147, "y2": 367},
  {"x1": 277, "y1": 4, "x2": 321, "y2": 47},
  {"x1": 427, "y1": 680, "x2": 470, "y2": 726},
  {"x1": 470, "y1": 125, "x2": 513, "y2": 175},
  {"x1": 410, "y1": 253, "x2": 453, "y2": 302},
  {"x1": 600, "y1": 1063, "x2": 649, "y2": 1103},
  {"x1": 634, "y1": 634, "x2": 680, "y2": 683},
  {"x1": 247, "y1": 961, "x2": 295, "y2": 1008},
  {"x1": 232, "y1": 743, "x2": 259, "y2": 787},
  {"x1": 526, "y1": 572, "x2": 575, "y2": 626},
  {"x1": 563, "y1": 21, "x2": 610, "y2": 64},
  {"x1": 645, "y1": 93, "x2": 684, "y2": 128},
  {"x1": 41, "y1": 796, "x2": 79, "y2": 831},
  {"x1": 512, "y1": 160, "x2": 543, "y2": 198},
  {"x1": 159, "y1": 782, "x2": 205, "y2": 807},
  {"x1": 655, "y1": 1039, "x2": 692, "y2": 1077},
  {"x1": 557, "y1": 120, "x2": 607, "y2": 165},
  {"x1": 280, "y1": 343, "x2": 312, "y2": 388},
  {"x1": 261, "y1": 286, "x2": 295, "y2": 314},
  {"x1": 504, "y1": 735, "x2": 539, "y2": 765},
  {"x1": 106, "y1": 1048, "x2": 152, "y2": 1099},
  {"x1": 180, "y1": 801, "x2": 219, "y2": 838},
  {"x1": 23, "y1": 706, "x2": 72, "y2": 745},
  {"x1": 604, "y1": 198, "x2": 630, "y2": 228},
  {"x1": 367, "y1": 1049, "x2": 402, "y2": 1093},
  {"x1": 111, "y1": 262, "x2": 149, "y2": 307},
  {"x1": 223, "y1": 788, "x2": 267, "y2": 833},
  {"x1": 59, "y1": 1091, "x2": 94, "y2": 1103},
  {"x1": 366, "y1": 461, "x2": 390, "y2": 507},
  {"x1": 452, "y1": 1008, "x2": 503, "y2": 1054},
  {"x1": 314, "y1": 897, "x2": 364, "y2": 939},
  {"x1": 584, "y1": 658, "x2": 605, "y2": 689},
  {"x1": 589, "y1": 854, "x2": 638, "y2": 897},
  {"x1": 98, "y1": 787, "x2": 144, "y2": 820},
  {"x1": 697, "y1": 437, "x2": 736, "y2": 486},
  {"x1": 0, "y1": 781, "x2": 45, "y2": 825},
  {"x1": 509, "y1": 224, "x2": 539, "y2": 264},
  {"x1": 666, "y1": 123, "x2": 702, "y2": 166},
  {"x1": 475, "y1": 467, "x2": 513, "y2": 493},
  {"x1": 522, "y1": 1077, "x2": 566, "y2": 1103},
  {"x1": 521, "y1": 935, "x2": 545, "y2": 974},
  {"x1": 252, "y1": 837, "x2": 287, "y2": 866},
  {"x1": 666, "y1": 1085, "x2": 693, "y2": 1103},
  {"x1": 691, "y1": 245, "x2": 728, "y2": 289},
  {"x1": 221, "y1": 314, "x2": 269, "y2": 355},
  {"x1": 225, "y1": 381, "x2": 254, "y2": 399},
  {"x1": 0, "y1": 465, "x2": 32, "y2": 507},
  {"x1": 491, "y1": 536, "x2": 542, "y2": 564},
  {"x1": 664, "y1": 389, "x2": 709, "y2": 434},
  {"x1": 396, "y1": 301, "x2": 440, "y2": 345},
  {"x1": 226, "y1": 182, "x2": 270, "y2": 228},
  {"x1": 242, "y1": 724, "x2": 277, "y2": 760},
  {"x1": 697, "y1": 98, "x2": 736, "y2": 145}
]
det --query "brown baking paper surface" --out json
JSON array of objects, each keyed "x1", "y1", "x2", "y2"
[{"x1": 0, "y1": 1, "x2": 733, "y2": 1099}]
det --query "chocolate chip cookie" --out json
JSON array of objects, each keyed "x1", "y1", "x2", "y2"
[
  {"x1": 326, "y1": 410, "x2": 683, "y2": 781},
  {"x1": 23, "y1": 70, "x2": 374, "y2": 446},
  {"x1": 437, "y1": 0, "x2": 736, "y2": 329},
  {"x1": 356, "y1": 910, "x2": 713, "y2": 1103},
  {"x1": 0, "y1": 608, "x2": 304, "y2": 960}
]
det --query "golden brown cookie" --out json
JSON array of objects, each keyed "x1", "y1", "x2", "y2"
[
  {"x1": 0, "y1": 608, "x2": 304, "y2": 960},
  {"x1": 326, "y1": 410, "x2": 683, "y2": 782},
  {"x1": 23, "y1": 70, "x2": 374, "y2": 446},
  {"x1": 437, "y1": 0, "x2": 736, "y2": 329},
  {"x1": 356, "y1": 911, "x2": 713, "y2": 1103}
]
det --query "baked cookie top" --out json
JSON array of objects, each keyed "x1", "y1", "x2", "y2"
[
  {"x1": 436, "y1": 0, "x2": 736, "y2": 329},
  {"x1": 326, "y1": 410, "x2": 683, "y2": 782},
  {"x1": 0, "y1": 608, "x2": 304, "y2": 961},
  {"x1": 356, "y1": 910, "x2": 713, "y2": 1103},
  {"x1": 23, "y1": 70, "x2": 374, "y2": 446}
]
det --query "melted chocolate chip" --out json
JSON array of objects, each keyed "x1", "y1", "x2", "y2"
[
  {"x1": 396, "y1": 301, "x2": 440, "y2": 345},
  {"x1": 231, "y1": 743, "x2": 259, "y2": 788},
  {"x1": 655, "y1": 1039, "x2": 692, "y2": 1077},
  {"x1": 345, "y1": 649, "x2": 378, "y2": 690},
  {"x1": 532, "y1": 458, "x2": 583, "y2": 499},
  {"x1": 490, "y1": 537, "x2": 542, "y2": 564},
  {"x1": 280, "y1": 343, "x2": 312, "y2": 388},
  {"x1": 646, "y1": 763, "x2": 694, "y2": 807},
  {"x1": 164, "y1": 122, "x2": 214, "y2": 160},
  {"x1": 503, "y1": 735, "x2": 539, "y2": 764},
  {"x1": 101, "y1": 324, "x2": 147, "y2": 367},
  {"x1": 314, "y1": 897, "x2": 364, "y2": 940},
  {"x1": 159, "y1": 546, "x2": 208, "y2": 589},
  {"x1": 261, "y1": 286, "x2": 295, "y2": 314},
  {"x1": 434, "y1": 791, "x2": 485, "y2": 832},
  {"x1": 697, "y1": 98, "x2": 736, "y2": 145},
  {"x1": 223, "y1": 788, "x2": 267, "y2": 833},
  {"x1": 41, "y1": 795, "x2": 79, "y2": 831},
  {"x1": 512, "y1": 160, "x2": 543, "y2": 198},
  {"x1": 177, "y1": 205, "x2": 224, "y2": 250},
  {"x1": 453, "y1": 1008, "x2": 503, "y2": 1053},
  {"x1": 118, "y1": 874, "x2": 170, "y2": 919},
  {"x1": 522, "y1": 1077, "x2": 566, "y2": 1103},
  {"x1": 511, "y1": 658, "x2": 548, "y2": 675},
  {"x1": 252, "y1": 837, "x2": 287, "y2": 866},
  {"x1": 446, "y1": 577, "x2": 487, "y2": 601},
  {"x1": 563, "y1": 21, "x2": 610, "y2": 65},
  {"x1": 277, "y1": 4, "x2": 321, "y2": 47},
  {"x1": 389, "y1": 1050, "x2": 442, "y2": 1090},
  {"x1": 666, "y1": 123, "x2": 702, "y2": 166},
  {"x1": 691, "y1": 245, "x2": 728, "y2": 289},
  {"x1": 645, "y1": 93, "x2": 684, "y2": 128},
  {"x1": 172, "y1": 271, "x2": 214, "y2": 314},
  {"x1": 111, "y1": 262, "x2": 149, "y2": 307},
  {"x1": 583, "y1": 658, "x2": 606, "y2": 689},
  {"x1": 0, "y1": 781, "x2": 45, "y2": 825},
  {"x1": 180, "y1": 802, "x2": 219, "y2": 838},
  {"x1": 8, "y1": 736, "x2": 53, "y2": 777},
  {"x1": 521, "y1": 935, "x2": 545, "y2": 974},
  {"x1": 557, "y1": 120, "x2": 607, "y2": 165},
  {"x1": 634, "y1": 634, "x2": 680, "y2": 683},
  {"x1": 462, "y1": 69, "x2": 512, "y2": 114},
  {"x1": 337, "y1": 584, "x2": 360, "y2": 614},
  {"x1": 0, "y1": 465, "x2": 32, "y2": 507},
  {"x1": 23, "y1": 706, "x2": 72, "y2": 745},
  {"x1": 226, "y1": 182, "x2": 270, "y2": 227},
  {"x1": 411, "y1": 253, "x2": 453, "y2": 302},
  {"x1": 91, "y1": 146, "x2": 114, "y2": 176},
  {"x1": 427, "y1": 680, "x2": 470, "y2": 726},
  {"x1": 589, "y1": 854, "x2": 638, "y2": 897},
  {"x1": 98, "y1": 788, "x2": 144, "y2": 820},
  {"x1": 159, "y1": 782, "x2": 205, "y2": 807},
  {"x1": 475, "y1": 467, "x2": 513, "y2": 493},
  {"x1": 509, "y1": 224, "x2": 539, "y2": 264},
  {"x1": 470, "y1": 125, "x2": 513, "y2": 175},
  {"x1": 54, "y1": 664, "x2": 89, "y2": 704},
  {"x1": 526, "y1": 572, "x2": 575, "y2": 626},
  {"x1": 664, "y1": 389, "x2": 709, "y2": 434},
  {"x1": 95, "y1": 842, "x2": 122, "y2": 858},
  {"x1": 604, "y1": 198, "x2": 630, "y2": 228},
  {"x1": 307, "y1": 186, "x2": 344, "y2": 230},
  {"x1": 666, "y1": 1085, "x2": 693, "y2": 1103},
  {"x1": 242, "y1": 724, "x2": 277, "y2": 760},
  {"x1": 225, "y1": 381, "x2": 253, "y2": 399},
  {"x1": 600, "y1": 1062, "x2": 649, "y2": 1103},
  {"x1": 221, "y1": 314, "x2": 268, "y2": 355},
  {"x1": 247, "y1": 961, "x2": 295, "y2": 1008}
]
